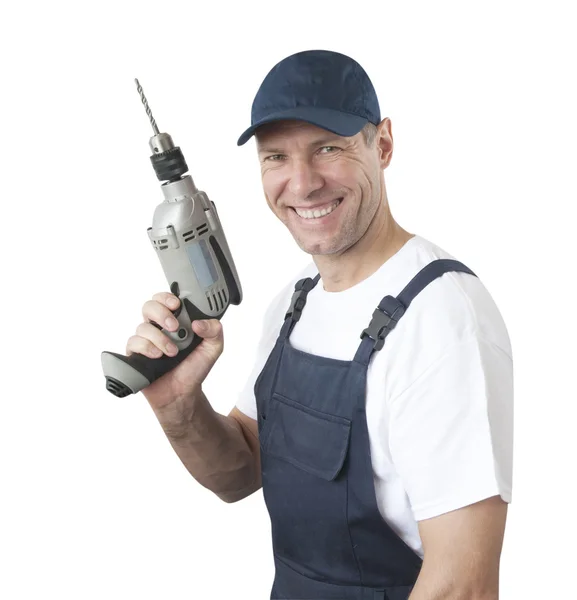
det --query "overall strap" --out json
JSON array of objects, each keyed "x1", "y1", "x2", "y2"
[
  {"x1": 354, "y1": 259, "x2": 477, "y2": 365},
  {"x1": 278, "y1": 273, "x2": 322, "y2": 341}
]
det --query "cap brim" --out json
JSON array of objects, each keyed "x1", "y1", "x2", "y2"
[{"x1": 236, "y1": 106, "x2": 368, "y2": 146}]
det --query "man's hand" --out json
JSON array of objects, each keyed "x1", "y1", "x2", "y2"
[
  {"x1": 126, "y1": 291, "x2": 225, "y2": 410},
  {"x1": 409, "y1": 495, "x2": 508, "y2": 600}
]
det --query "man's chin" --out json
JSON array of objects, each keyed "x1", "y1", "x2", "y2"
[{"x1": 294, "y1": 237, "x2": 344, "y2": 257}]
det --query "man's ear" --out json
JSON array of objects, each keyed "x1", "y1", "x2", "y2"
[{"x1": 377, "y1": 117, "x2": 393, "y2": 169}]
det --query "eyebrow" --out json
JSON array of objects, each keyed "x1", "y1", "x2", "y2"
[{"x1": 257, "y1": 136, "x2": 344, "y2": 154}]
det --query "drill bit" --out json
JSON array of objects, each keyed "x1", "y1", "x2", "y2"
[{"x1": 135, "y1": 78, "x2": 160, "y2": 136}]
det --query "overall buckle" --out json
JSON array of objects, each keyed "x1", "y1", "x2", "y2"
[
  {"x1": 285, "y1": 278, "x2": 315, "y2": 322},
  {"x1": 360, "y1": 296, "x2": 406, "y2": 350}
]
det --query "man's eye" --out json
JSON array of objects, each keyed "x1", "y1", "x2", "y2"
[
  {"x1": 265, "y1": 154, "x2": 285, "y2": 161},
  {"x1": 319, "y1": 146, "x2": 338, "y2": 154}
]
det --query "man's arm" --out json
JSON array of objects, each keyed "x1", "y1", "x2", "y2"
[
  {"x1": 151, "y1": 387, "x2": 261, "y2": 503},
  {"x1": 408, "y1": 495, "x2": 508, "y2": 600}
]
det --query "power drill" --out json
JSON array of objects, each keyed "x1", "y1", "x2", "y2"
[{"x1": 101, "y1": 79, "x2": 242, "y2": 397}]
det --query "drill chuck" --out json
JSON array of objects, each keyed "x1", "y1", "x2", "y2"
[{"x1": 150, "y1": 146, "x2": 188, "y2": 182}]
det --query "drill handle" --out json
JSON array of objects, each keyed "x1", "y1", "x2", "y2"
[
  {"x1": 101, "y1": 336, "x2": 203, "y2": 398},
  {"x1": 101, "y1": 297, "x2": 216, "y2": 397}
]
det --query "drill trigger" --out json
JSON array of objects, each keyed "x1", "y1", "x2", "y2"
[{"x1": 170, "y1": 281, "x2": 183, "y2": 318}]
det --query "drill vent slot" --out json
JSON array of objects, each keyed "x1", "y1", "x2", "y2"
[
  {"x1": 197, "y1": 223, "x2": 209, "y2": 237},
  {"x1": 105, "y1": 377, "x2": 131, "y2": 398},
  {"x1": 207, "y1": 289, "x2": 227, "y2": 313},
  {"x1": 108, "y1": 379, "x2": 120, "y2": 392},
  {"x1": 152, "y1": 238, "x2": 169, "y2": 250},
  {"x1": 183, "y1": 229, "x2": 196, "y2": 243}
]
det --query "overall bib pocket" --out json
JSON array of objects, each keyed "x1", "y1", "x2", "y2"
[{"x1": 262, "y1": 392, "x2": 352, "y2": 481}]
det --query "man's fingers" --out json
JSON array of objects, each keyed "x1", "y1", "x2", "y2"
[
  {"x1": 192, "y1": 318, "x2": 222, "y2": 339},
  {"x1": 151, "y1": 291, "x2": 180, "y2": 309},
  {"x1": 191, "y1": 319, "x2": 224, "y2": 363}
]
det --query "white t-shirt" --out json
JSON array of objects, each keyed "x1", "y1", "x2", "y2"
[{"x1": 236, "y1": 234, "x2": 513, "y2": 559}]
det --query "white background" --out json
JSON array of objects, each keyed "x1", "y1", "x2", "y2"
[{"x1": 1, "y1": 1, "x2": 575, "y2": 598}]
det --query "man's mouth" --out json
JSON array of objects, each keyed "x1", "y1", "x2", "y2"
[{"x1": 292, "y1": 198, "x2": 343, "y2": 220}]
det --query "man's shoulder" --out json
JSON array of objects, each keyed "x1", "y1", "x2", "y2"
[{"x1": 395, "y1": 237, "x2": 512, "y2": 359}]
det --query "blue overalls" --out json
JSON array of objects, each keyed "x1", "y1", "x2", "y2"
[{"x1": 255, "y1": 259, "x2": 477, "y2": 600}]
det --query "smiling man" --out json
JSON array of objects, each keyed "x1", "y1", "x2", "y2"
[
  {"x1": 233, "y1": 50, "x2": 513, "y2": 599},
  {"x1": 129, "y1": 49, "x2": 513, "y2": 600}
]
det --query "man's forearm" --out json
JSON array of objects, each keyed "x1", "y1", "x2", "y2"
[
  {"x1": 149, "y1": 389, "x2": 258, "y2": 502},
  {"x1": 408, "y1": 559, "x2": 499, "y2": 600}
]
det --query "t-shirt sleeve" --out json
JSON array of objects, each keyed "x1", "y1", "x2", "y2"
[
  {"x1": 388, "y1": 335, "x2": 513, "y2": 522},
  {"x1": 235, "y1": 281, "x2": 295, "y2": 421}
]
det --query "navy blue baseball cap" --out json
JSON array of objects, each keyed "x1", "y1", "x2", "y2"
[{"x1": 237, "y1": 49, "x2": 381, "y2": 146}]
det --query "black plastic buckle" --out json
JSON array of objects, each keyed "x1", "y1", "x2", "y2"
[
  {"x1": 285, "y1": 278, "x2": 314, "y2": 322},
  {"x1": 360, "y1": 296, "x2": 406, "y2": 350},
  {"x1": 286, "y1": 292, "x2": 307, "y2": 322}
]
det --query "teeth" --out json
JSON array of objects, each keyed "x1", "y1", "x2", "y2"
[{"x1": 294, "y1": 199, "x2": 341, "y2": 220}]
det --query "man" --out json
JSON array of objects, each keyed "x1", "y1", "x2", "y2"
[{"x1": 127, "y1": 50, "x2": 513, "y2": 599}]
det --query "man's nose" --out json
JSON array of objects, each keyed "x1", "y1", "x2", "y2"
[{"x1": 287, "y1": 159, "x2": 324, "y2": 200}]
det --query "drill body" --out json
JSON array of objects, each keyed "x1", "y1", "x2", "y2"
[{"x1": 149, "y1": 172, "x2": 242, "y2": 348}]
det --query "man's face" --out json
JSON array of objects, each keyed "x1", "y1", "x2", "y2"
[{"x1": 255, "y1": 119, "x2": 391, "y2": 256}]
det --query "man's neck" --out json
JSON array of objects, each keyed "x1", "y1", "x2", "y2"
[{"x1": 313, "y1": 209, "x2": 414, "y2": 293}]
